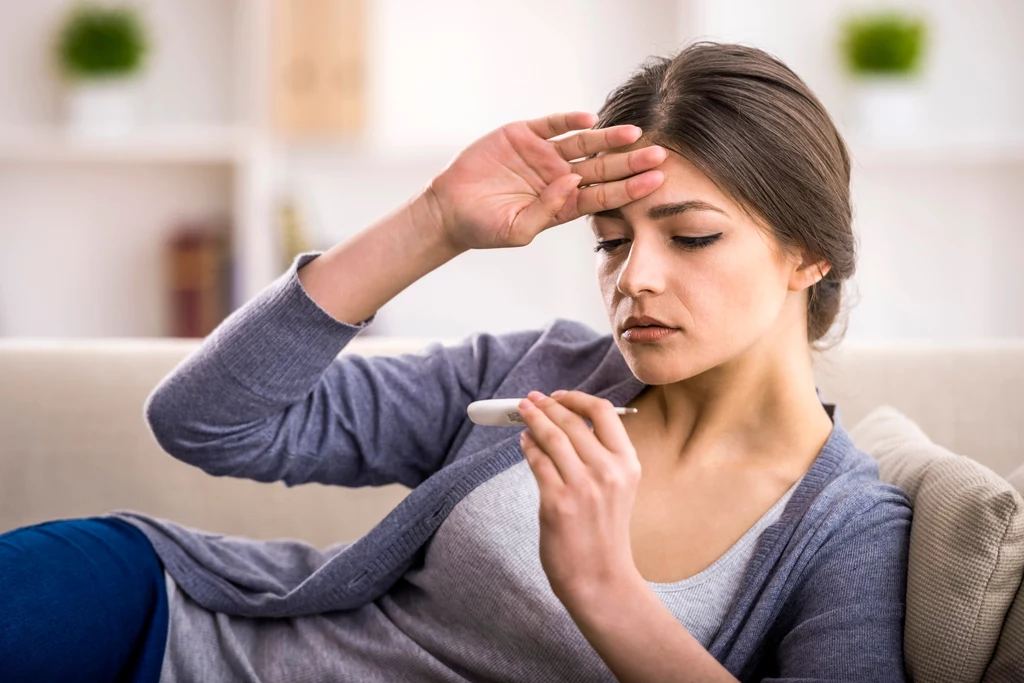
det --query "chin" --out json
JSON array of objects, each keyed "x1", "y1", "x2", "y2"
[{"x1": 620, "y1": 350, "x2": 708, "y2": 386}]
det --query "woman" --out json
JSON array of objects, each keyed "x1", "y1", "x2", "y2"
[{"x1": 1, "y1": 41, "x2": 910, "y2": 682}]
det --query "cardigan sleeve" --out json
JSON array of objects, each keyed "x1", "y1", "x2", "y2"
[
  {"x1": 143, "y1": 251, "x2": 545, "y2": 489},
  {"x1": 760, "y1": 485, "x2": 913, "y2": 682}
]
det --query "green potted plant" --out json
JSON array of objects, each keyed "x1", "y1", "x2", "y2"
[
  {"x1": 839, "y1": 11, "x2": 928, "y2": 139},
  {"x1": 52, "y1": 1, "x2": 150, "y2": 137}
]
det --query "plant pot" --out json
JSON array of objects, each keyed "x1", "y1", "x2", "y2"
[
  {"x1": 848, "y1": 75, "x2": 925, "y2": 141},
  {"x1": 63, "y1": 76, "x2": 141, "y2": 138}
]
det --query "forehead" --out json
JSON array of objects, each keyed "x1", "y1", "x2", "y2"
[{"x1": 594, "y1": 138, "x2": 737, "y2": 219}]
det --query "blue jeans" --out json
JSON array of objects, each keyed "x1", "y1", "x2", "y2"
[{"x1": 0, "y1": 516, "x2": 168, "y2": 682}]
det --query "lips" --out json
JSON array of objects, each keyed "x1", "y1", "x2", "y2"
[
  {"x1": 622, "y1": 325, "x2": 679, "y2": 343},
  {"x1": 621, "y1": 314, "x2": 674, "y2": 332}
]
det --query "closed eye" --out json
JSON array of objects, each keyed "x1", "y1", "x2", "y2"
[{"x1": 593, "y1": 233, "x2": 723, "y2": 253}]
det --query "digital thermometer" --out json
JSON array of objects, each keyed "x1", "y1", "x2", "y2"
[{"x1": 467, "y1": 398, "x2": 638, "y2": 426}]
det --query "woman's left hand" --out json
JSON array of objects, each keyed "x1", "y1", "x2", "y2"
[{"x1": 518, "y1": 389, "x2": 643, "y2": 609}]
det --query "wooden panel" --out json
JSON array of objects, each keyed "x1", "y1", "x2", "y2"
[{"x1": 270, "y1": 0, "x2": 364, "y2": 138}]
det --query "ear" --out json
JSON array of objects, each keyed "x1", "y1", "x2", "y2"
[{"x1": 788, "y1": 252, "x2": 831, "y2": 293}]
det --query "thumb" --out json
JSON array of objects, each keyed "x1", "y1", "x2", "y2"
[{"x1": 512, "y1": 173, "x2": 581, "y2": 236}]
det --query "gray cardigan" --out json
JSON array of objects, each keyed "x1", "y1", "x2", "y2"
[{"x1": 111, "y1": 251, "x2": 911, "y2": 682}]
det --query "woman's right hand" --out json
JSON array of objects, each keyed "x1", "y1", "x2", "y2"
[{"x1": 424, "y1": 111, "x2": 667, "y2": 252}]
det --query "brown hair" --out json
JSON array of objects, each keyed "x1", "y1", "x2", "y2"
[{"x1": 594, "y1": 41, "x2": 855, "y2": 347}]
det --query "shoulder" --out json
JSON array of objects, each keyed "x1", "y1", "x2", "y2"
[
  {"x1": 418, "y1": 318, "x2": 618, "y2": 388},
  {"x1": 415, "y1": 317, "x2": 599, "y2": 358},
  {"x1": 783, "y1": 435, "x2": 913, "y2": 578},
  {"x1": 454, "y1": 317, "x2": 606, "y2": 348},
  {"x1": 546, "y1": 317, "x2": 609, "y2": 343},
  {"x1": 792, "y1": 441, "x2": 913, "y2": 586},
  {"x1": 531, "y1": 318, "x2": 625, "y2": 377},
  {"x1": 764, "y1": 460, "x2": 912, "y2": 682},
  {"x1": 800, "y1": 419, "x2": 912, "y2": 527},
  {"x1": 775, "y1": 441, "x2": 912, "y2": 614},
  {"x1": 822, "y1": 442, "x2": 913, "y2": 525},
  {"x1": 477, "y1": 317, "x2": 615, "y2": 364},
  {"x1": 457, "y1": 317, "x2": 629, "y2": 395},
  {"x1": 827, "y1": 473, "x2": 913, "y2": 556}
]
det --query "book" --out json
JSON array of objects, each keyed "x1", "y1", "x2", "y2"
[
  {"x1": 167, "y1": 219, "x2": 231, "y2": 338},
  {"x1": 271, "y1": 0, "x2": 365, "y2": 139},
  {"x1": 278, "y1": 195, "x2": 314, "y2": 272}
]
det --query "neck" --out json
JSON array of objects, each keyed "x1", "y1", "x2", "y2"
[{"x1": 641, "y1": 325, "x2": 833, "y2": 473}]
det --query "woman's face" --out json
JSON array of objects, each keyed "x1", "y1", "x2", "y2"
[{"x1": 591, "y1": 143, "x2": 812, "y2": 385}]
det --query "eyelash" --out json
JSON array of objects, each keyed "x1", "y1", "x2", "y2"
[{"x1": 592, "y1": 234, "x2": 722, "y2": 253}]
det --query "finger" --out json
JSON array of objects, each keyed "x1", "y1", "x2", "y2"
[
  {"x1": 570, "y1": 145, "x2": 667, "y2": 186},
  {"x1": 529, "y1": 395, "x2": 611, "y2": 470},
  {"x1": 510, "y1": 173, "x2": 581, "y2": 235},
  {"x1": 525, "y1": 111, "x2": 598, "y2": 140},
  {"x1": 519, "y1": 400, "x2": 588, "y2": 485},
  {"x1": 520, "y1": 430, "x2": 565, "y2": 490},
  {"x1": 575, "y1": 170, "x2": 665, "y2": 217},
  {"x1": 552, "y1": 391, "x2": 636, "y2": 456},
  {"x1": 553, "y1": 124, "x2": 642, "y2": 162}
]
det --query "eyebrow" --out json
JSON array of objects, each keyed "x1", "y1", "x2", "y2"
[{"x1": 592, "y1": 200, "x2": 727, "y2": 221}]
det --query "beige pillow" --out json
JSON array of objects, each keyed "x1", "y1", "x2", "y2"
[
  {"x1": 985, "y1": 590, "x2": 1024, "y2": 683},
  {"x1": 985, "y1": 460, "x2": 1024, "y2": 682},
  {"x1": 850, "y1": 406, "x2": 1024, "y2": 683},
  {"x1": 1006, "y1": 464, "x2": 1024, "y2": 496}
]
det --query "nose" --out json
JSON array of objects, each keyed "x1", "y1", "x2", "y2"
[{"x1": 614, "y1": 235, "x2": 668, "y2": 298}]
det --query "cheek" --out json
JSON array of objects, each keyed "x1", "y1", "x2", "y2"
[
  {"x1": 596, "y1": 265, "x2": 618, "y2": 305},
  {"x1": 679, "y1": 245, "x2": 786, "y2": 330}
]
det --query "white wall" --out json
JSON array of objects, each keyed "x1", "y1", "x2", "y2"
[
  {"x1": 685, "y1": 0, "x2": 1024, "y2": 340},
  {"x1": 0, "y1": 0, "x2": 239, "y2": 337},
  {"x1": 291, "y1": 0, "x2": 1024, "y2": 341},
  {"x1": 287, "y1": 0, "x2": 682, "y2": 337},
  {"x1": 0, "y1": 0, "x2": 238, "y2": 125},
  {"x1": 0, "y1": 0, "x2": 1020, "y2": 341},
  {"x1": 687, "y1": 0, "x2": 1024, "y2": 135},
  {"x1": 0, "y1": 162, "x2": 232, "y2": 336}
]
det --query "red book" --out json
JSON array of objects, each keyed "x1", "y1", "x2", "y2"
[{"x1": 168, "y1": 222, "x2": 230, "y2": 338}]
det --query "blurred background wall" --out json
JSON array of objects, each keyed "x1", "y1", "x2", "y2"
[{"x1": 0, "y1": 0, "x2": 1020, "y2": 340}]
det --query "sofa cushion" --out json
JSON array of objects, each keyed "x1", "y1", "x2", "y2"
[{"x1": 850, "y1": 406, "x2": 1024, "y2": 683}]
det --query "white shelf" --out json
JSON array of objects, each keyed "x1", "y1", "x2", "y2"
[
  {"x1": 847, "y1": 133, "x2": 1024, "y2": 166},
  {"x1": 0, "y1": 124, "x2": 255, "y2": 164},
  {"x1": 6, "y1": 126, "x2": 1019, "y2": 168}
]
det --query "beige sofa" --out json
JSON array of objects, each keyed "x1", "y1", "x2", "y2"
[{"x1": 1, "y1": 336, "x2": 1023, "y2": 681}]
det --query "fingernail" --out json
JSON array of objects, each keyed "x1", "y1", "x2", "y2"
[
  {"x1": 551, "y1": 390, "x2": 567, "y2": 398},
  {"x1": 518, "y1": 398, "x2": 533, "y2": 412}
]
